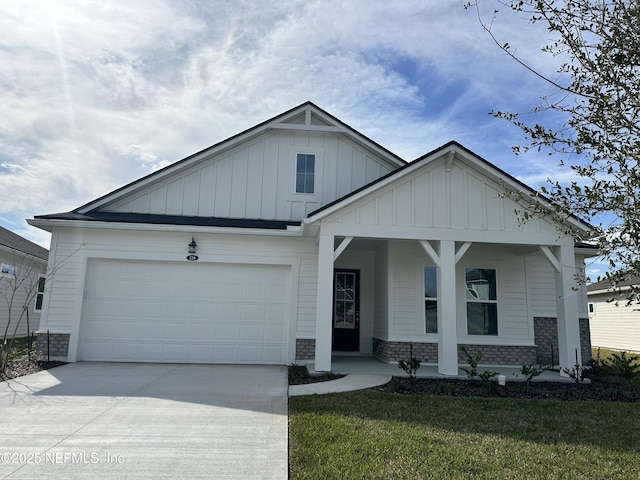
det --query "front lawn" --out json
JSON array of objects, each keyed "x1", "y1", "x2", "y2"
[{"x1": 289, "y1": 391, "x2": 640, "y2": 479}]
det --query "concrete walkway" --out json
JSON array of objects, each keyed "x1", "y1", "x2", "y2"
[
  {"x1": 289, "y1": 356, "x2": 578, "y2": 396},
  {"x1": 289, "y1": 373, "x2": 392, "y2": 396},
  {"x1": 0, "y1": 363, "x2": 288, "y2": 479}
]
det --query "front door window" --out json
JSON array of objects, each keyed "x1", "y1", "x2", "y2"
[
  {"x1": 335, "y1": 271, "x2": 356, "y2": 329},
  {"x1": 332, "y1": 269, "x2": 360, "y2": 351}
]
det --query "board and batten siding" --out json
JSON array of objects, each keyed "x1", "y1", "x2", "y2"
[
  {"x1": 326, "y1": 157, "x2": 559, "y2": 237},
  {"x1": 101, "y1": 129, "x2": 395, "y2": 221},
  {"x1": 589, "y1": 292, "x2": 640, "y2": 352},
  {"x1": 38, "y1": 228, "x2": 319, "y2": 341}
]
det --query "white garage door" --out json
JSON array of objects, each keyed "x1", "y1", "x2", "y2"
[{"x1": 78, "y1": 259, "x2": 290, "y2": 364}]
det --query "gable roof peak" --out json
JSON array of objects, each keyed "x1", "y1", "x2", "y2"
[{"x1": 72, "y1": 102, "x2": 406, "y2": 214}]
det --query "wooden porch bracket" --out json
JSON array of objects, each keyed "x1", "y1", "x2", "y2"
[
  {"x1": 419, "y1": 240, "x2": 472, "y2": 266},
  {"x1": 419, "y1": 240, "x2": 440, "y2": 267},
  {"x1": 333, "y1": 236, "x2": 353, "y2": 261},
  {"x1": 539, "y1": 246, "x2": 562, "y2": 272}
]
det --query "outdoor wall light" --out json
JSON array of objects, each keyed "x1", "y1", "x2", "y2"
[{"x1": 188, "y1": 237, "x2": 197, "y2": 254}]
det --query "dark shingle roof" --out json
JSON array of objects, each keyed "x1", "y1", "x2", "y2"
[
  {"x1": 0, "y1": 226, "x2": 48, "y2": 260},
  {"x1": 587, "y1": 275, "x2": 640, "y2": 292},
  {"x1": 33, "y1": 211, "x2": 300, "y2": 230}
]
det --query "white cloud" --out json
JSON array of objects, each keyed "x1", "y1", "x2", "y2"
[{"x1": 0, "y1": 0, "x2": 580, "y2": 249}]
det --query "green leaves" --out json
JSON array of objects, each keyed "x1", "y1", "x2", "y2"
[{"x1": 475, "y1": 0, "x2": 640, "y2": 289}]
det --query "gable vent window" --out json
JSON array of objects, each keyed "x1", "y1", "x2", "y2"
[{"x1": 295, "y1": 153, "x2": 315, "y2": 194}]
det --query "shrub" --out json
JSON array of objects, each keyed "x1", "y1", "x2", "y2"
[
  {"x1": 398, "y1": 343, "x2": 421, "y2": 381},
  {"x1": 520, "y1": 363, "x2": 550, "y2": 387},
  {"x1": 461, "y1": 346, "x2": 481, "y2": 379},
  {"x1": 607, "y1": 351, "x2": 640, "y2": 382},
  {"x1": 461, "y1": 347, "x2": 498, "y2": 387}
]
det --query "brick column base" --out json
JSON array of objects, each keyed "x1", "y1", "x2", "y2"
[
  {"x1": 295, "y1": 339, "x2": 316, "y2": 361},
  {"x1": 35, "y1": 332, "x2": 70, "y2": 358}
]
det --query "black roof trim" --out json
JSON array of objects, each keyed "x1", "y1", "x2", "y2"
[
  {"x1": 34, "y1": 212, "x2": 300, "y2": 230},
  {"x1": 575, "y1": 242, "x2": 598, "y2": 250},
  {"x1": 72, "y1": 101, "x2": 406, "y2": 213}
]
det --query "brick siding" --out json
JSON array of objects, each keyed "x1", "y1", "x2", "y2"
[
  {"x1": 534, "y1": 317, "x2": 592, "y2": 365},
  {"x1": 372, "y1": 339, "x2": 438, "y2": 363},
  {"x1": 36, "y1": 332, "x2": 70, "y2": 358},
  {"x1": 295, "y1": 338, "x2": 315, "y2": 360},
  {"x1": 457, "y1": 344, "x2": 536, "y2": 365},
  {"x1": 292, "y1": 318, "x2": 594, "y2": 366}
]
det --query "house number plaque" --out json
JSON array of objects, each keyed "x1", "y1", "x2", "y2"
[{"x1": 186, "y1": 255, "x2": 199, "y2": 261}]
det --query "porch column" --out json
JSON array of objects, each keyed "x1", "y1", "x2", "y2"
[
  {"x1": 314, "y1": 233, "x2": 334, "y2": 372},
  {"x1": 438, "y1": 240, "x2": 458, "y2": 375},
  {"x1": 554, "y1": 244, "x2": 582, "y2": 371}
]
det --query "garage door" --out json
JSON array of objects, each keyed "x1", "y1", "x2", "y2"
[{"x1": 78, "y1": 259, "x2": 290, "y2": 364}]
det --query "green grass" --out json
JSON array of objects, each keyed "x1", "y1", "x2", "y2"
[{"x1": 289, "y1": 391, "x2": 640, "y2": 479}]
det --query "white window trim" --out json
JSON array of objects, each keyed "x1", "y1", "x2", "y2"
[
  {"x1": 290, "y1": 147, "x2": 324, "y2": 199},
  {"x1": 415, "y1": 263, "x2": 438, "y2": 338},
  {"x1": 294, "y1": 152, "x2": 316, "y2": 195},
  {"x1": 464, "y1": 267, "x2": 499, "y2": 336},
  {"x1": 34, "y1": 275, "x2": 46, "y2": 312},
  {"x1": 424, "y1": 265, "x2": 438, "y2": 334}
]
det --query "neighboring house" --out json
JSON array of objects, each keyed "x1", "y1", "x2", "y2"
[
  {"x1": 0, "y1": 226, "x2": 49, "y2": 339},
  {"x1": 29, "y1": 102, "x2": 595, "y2": 373},
  {"x1": 588, "y1": 276, "x2": 640, "y2": 353}
]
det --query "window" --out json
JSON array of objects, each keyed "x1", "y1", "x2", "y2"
[
  {"x1": 424, "y1": 266, "x2": 438, "y2": 333},
  {"x1": 295, "y1": 153, "x2": 315, "y2": 194},
  {"x1": 34, "y1": 276, "x2": 45, "y2": 311},
  {"x1": 465, "y1": 268, "x2": 498, "y2": 335},
  {"x1": 1, "y1": 263, "x2": 15, "y2": 277},
  {"x1": 588, "y1": 303, "x2": 595, "y2": 314}
]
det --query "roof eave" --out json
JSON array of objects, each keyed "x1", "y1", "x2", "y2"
[
  {"x1": 73, "y1": 102, "x2": 406, "y2": 215},
  {"x1": 0, "y1": 243, "x2": 49, "y2": 262},
  {"x1": 27, "y1": 217, "x2": 303, "y2": 237}
]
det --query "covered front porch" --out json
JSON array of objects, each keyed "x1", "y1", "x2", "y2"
[
  {"x1": 303, "y1": 143, "x2": 594, "y2": 376},
  {"x1": 308, "y1": 234, "x2": 590, "y2": 376}
]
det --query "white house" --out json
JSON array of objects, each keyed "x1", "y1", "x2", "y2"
[
  {"x1": 0, "y1": 226, "x2": 49, "y2": 339},
  {"x1": 29, "y1": 102, "x2": 595, "y2": 374},
  {"x1": 588, "y1": 277, "x2": 640, "y2": 353}
]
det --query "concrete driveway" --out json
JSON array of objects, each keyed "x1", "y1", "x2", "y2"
[{"x1": 0, "y1": 363, "x2": 288, "y2": 479}]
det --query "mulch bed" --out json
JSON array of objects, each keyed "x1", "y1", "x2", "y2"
[
  {"x1": 287, "y1": 364, "x2": 640, "y2": 402},
  {"x1": 289, "y1": 373, "x2": 345, "y2": 385},
  {"x1": 0, "y1": 358, "x2": 66, "y2": 382},
  {"x1": 370, "y1": 377, "x2": 640, "y2": 402}
]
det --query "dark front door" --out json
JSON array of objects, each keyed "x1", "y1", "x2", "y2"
[{"x1": 332, "y1": 269, "x2": 360, "y2": 351}]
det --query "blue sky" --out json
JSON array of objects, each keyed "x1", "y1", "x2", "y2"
[{"x1": 0, "y1": 0, "x2": 607, "y2": 279}]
